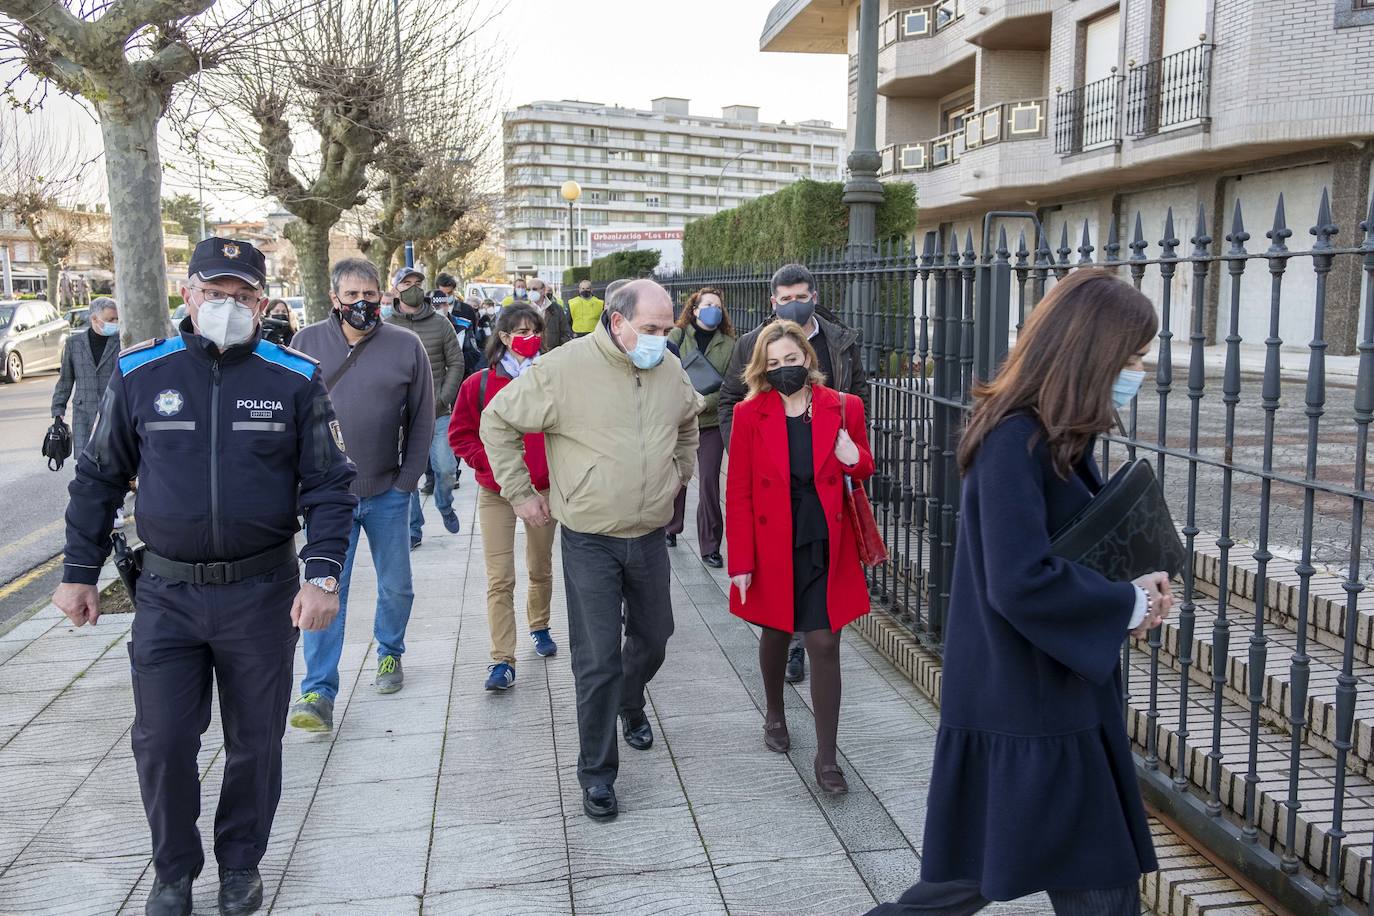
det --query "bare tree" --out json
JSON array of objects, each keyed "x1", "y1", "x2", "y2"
[
  {"x1": 416, "y1": 212, "x2": 488, "y2": 284},
  {"x1": 0, "y1": 0, "x2": 292, "y2": 342},
  {"x1": 199, "y1": 0, "x2": 498, "y2": 322},
  {"x1": 0, "y1": 120, "x2": 97, "y2": 308}
]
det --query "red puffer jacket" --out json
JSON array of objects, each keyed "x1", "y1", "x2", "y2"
[{"x1": 448, "y1": 366, "x2": 551, "y2": 494}]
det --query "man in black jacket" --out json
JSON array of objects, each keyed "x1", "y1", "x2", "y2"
[{"x1": 717, "y1": 262, "x2": 866, "y2": 684}]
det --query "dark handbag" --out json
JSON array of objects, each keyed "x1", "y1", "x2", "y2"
[
  {"x1": 837, "y1": 393, "x2": 888, "y2": 568},
  {"x1": 42, "y1": 416, "x2": 72, "y2": 471},
  {"x1": 680, "y1": 348, "x2": 724, "y2": 396},
  {"x1": 1049, "y1": 458, "x2": 1188, "y2": 580}
]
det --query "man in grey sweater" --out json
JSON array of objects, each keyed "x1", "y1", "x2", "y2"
[
  {"x1": 387, "y1": 265, "x2": 463, "y2": 545},
  {"x1": 287, "y1": 258, "x2": 435, "y2": 730}
]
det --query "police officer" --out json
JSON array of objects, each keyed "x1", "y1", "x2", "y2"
[{"x1": 52, "y1": 237, "x2": 357, "y2": 916}]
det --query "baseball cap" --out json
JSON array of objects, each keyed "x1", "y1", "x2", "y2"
[
  {"x1": 188, "y1": 237, "x2": 267, "y2": 288},
  {"x1": 391, "y1": 266, "x2": 424, "y2": 287}
]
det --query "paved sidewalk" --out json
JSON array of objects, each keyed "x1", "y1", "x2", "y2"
[{"x1": 0, "y1": 479, "x2": 1051, "y2": 915}]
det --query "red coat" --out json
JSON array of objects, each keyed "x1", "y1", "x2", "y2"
[
  {"x1": 725, "y1": 384, "x2": 875, "y2": 633},
  {"x1": 449, "y1": 366, "x2": 550, "y2": 494}
]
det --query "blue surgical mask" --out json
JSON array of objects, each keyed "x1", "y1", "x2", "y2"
[
  {"x1": 621, "y1": 322, "x2": 668, "y2": 370},
  {"x1": 696, "y1": 306, "x2": 723, "y2": 330},
  {"x1": 380, "y1": 304, "x2": 395, "y2": 320},
  {"x1": 1112, "y1": 368, "x2": 1146, "y2": 408},
  {"x1": 97, "y1": 321, "x2": 120, "y2": 337}
]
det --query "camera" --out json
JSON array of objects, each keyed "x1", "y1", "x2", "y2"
[{"x1": 260, "y1": 316, "x2": 292, "y2": 346}]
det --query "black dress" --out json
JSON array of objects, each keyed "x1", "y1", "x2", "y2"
[{"x1": 786, "y1": 413, "x2": 830, "y2": 632}]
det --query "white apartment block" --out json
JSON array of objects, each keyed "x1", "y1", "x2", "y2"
[
  {"x1": 503, "y1": 98, "x2": 846, "y2": 285},
  {"x1": 761, "y1": 0, "x2": 1374, "y2": 355}
]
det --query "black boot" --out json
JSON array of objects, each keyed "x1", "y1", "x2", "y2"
[
  {"x1": 785, "y1": 643, "x2": 806, "y2": 683},
  {"x1": 621, "y1": 712, "x2": 653, "y2": 750},
  {"x1": 144, "y1": 875, "x2": 193, "y2": 916},
  {"x1": 218, "y1": 867, "x2": 263, "y2": 916}
]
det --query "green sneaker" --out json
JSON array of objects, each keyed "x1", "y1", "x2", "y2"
[
  {"x1": 376, "y1": 655, "x2": 404, "y2": 694},
  {"x1": 288, "y1": 692, "x2": 333, "y2": 732}
]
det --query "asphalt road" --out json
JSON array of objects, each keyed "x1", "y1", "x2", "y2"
[{"x1": 0, "y1": 372, "x2": 76, "y2": 626}]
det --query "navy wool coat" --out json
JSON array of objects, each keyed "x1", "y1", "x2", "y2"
[{"x1": 921, "y1": 413, "x2": 1158, "y2": 900}]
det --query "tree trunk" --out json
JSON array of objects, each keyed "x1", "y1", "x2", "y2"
[
  {"x1": 368, "y1": 242, "x2": 400, "y2": 282},
  {"x1": 45, "y1": 262, "x2": 59, "y2": 309},
  {"x1": 96, "y1": 97, "x2": 171, "y2": 347},
  {"x1": 422, "y1": 251, "x2": 439, "y2": 284},
  {"x1": 285, "y1": 219, "x2": 334, "y2": 324}
]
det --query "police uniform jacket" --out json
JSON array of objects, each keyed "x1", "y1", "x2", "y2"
[{"x1": 62, "y1": 318, "x2": 358, "y2": 585}]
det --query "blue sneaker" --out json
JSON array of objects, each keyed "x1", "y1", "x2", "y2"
[
  {"x1": 485, "y1": 663, "x2": 515, "y2": 691},
  {"x1": 531, "y1": 629, "x2": 557, "y2": 657},
  {"x1": 441, "y1": 508, "x2": 460, "y2": 534}
]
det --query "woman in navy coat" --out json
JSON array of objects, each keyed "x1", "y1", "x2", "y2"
[{"x1": 868, "y1": 269, "x2": 1174, "y2": 915}]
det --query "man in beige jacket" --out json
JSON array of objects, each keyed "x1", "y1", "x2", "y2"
[{"x1": 481, "y1": 279, "x2": 701, "y2": 821}]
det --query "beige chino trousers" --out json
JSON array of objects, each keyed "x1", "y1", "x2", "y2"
[{"x1": 478, "y1": 486, "x2": 556, "y2": 664}]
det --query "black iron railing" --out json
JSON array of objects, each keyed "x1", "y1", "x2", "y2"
[
  {"x1": 660, "y1": 187, "x2": 1374, "y2": 914},
  {"x1": 1127, "y1": 43, "x2": 1213, "y2": 137},
  {"x1": 1055, "y1": 71, "x2": 1123, "y2": 155}
]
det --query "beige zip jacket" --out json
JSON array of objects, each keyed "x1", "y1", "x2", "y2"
[{"x1": 480, "y1": 321, "x2": 703, "y2": 537}]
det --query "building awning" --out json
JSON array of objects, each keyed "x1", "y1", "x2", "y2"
[{"x1": 760, "y1": 0, "x2": 849, "y2": 53}]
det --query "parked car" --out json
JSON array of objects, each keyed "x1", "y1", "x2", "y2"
[
  {"x1": 466, "y1": 283, "x2": 514, "y2": 304},
  {"x1": 0, "y1": 299, "x2": 67, "y2": 383},
  {"x1": 171, "y1": 303, "x2": 189, "y2": 323},
  {"x1": 66, "y1": 306, "x2": 91, "y2": 336},
  {"x1": 282, "y1": 296, "x2": 305, "y2": 326}
]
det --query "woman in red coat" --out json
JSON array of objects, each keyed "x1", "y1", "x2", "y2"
[
  {"x1": 726, "y1": 319, "x2": 874, "y2": 795},
  {"x1": 449, "y1": 304, "x2": 556, "y2": 692}
]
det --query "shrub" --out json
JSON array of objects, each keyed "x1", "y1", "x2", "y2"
[
  {"x1": 562, "y1": 266, "x2": 592, "y2": 286},
  {"x1": 167, "y1": 295, "x2": 184, "y2": 310},
  {"x1": 683, "y1": 179, "x2": 917, "y2": 268},
  {"x1": 589, "y1": 249, "x2": 660, "y2": 283}
]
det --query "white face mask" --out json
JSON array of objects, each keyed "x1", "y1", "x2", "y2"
[
  {"x1": 529, "y1": 289, "x2": 544, "y2": 304},
  {"x1": 197, "y1": 297, "x2": 259, "y2": 350}
]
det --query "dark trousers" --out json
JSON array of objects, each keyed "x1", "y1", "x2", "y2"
[
  {"x1": 667, "y1": 425, "x2": 725, "y2": 555},
  {"x1": 561, "y1": 527, "x2": 675, "y2": 789},
  {"x1": 128, "y1": 562, "x2": 299, "y2": 883},
  {"x1": 866, "y1": 880, "x2": 1140, "y2": 916}
]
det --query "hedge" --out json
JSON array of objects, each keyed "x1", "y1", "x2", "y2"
[
  {"x1": 562, "y1": 266, "x2": 591, "y2": 286},
  {"x1": 588, "y1": 249, "x2": 660, "y2": 283},
  {"x1": 683, "y1": 179, "x2": 917, "y2": 269}
]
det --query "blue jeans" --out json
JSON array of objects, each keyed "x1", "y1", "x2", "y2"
[
  {"x1": 302, "y1": 487, "x2": 415, "y2": 701},
  {"x1": 411, "y1": 413, "x2": 457, "y2": 537}
]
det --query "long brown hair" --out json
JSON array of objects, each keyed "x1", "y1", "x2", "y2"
[
  {"x1": 676, "y1": 286, "x2": 735, "y2": 337},
  {"x1": 957, "y1": 269, "x2": 1157, "y2": 478}
]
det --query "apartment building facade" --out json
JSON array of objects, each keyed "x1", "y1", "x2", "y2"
[
  {"x1": 503, "y1": 98, "x2": 846, "y2": 285},
  {"x1": 761, "y1": 0, "x2": 1374, "y2": 354}
]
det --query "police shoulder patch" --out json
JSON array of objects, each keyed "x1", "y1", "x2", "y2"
[
  {"x1": 252, "y1": 340, "x2": 316, "y2": 380},
  {"x1": 119, "y1": 337, "x2": 186, "y2": 376}
]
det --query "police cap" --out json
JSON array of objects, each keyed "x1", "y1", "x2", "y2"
[{"x1": 189, "y1": 237, "x2": 267, "y2": 288}]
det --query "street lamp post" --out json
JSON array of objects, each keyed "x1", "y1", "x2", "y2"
[
  {"x1": 561, "y1": 179, "x2": 582, "y2": 281},
  {"x1": 844, "y1": 0, "x2": 884, "y2": 257},
  {"x1": 715, "y1": 151, "x2": 749, "y2": 213}
]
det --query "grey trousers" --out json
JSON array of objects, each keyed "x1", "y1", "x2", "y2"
[
  {"x1": 866, "y1": 880, "x2": 1140, "y2": 916},
  {"x1": 561, "y1": 527, "x2": 676, "y2": 789}
]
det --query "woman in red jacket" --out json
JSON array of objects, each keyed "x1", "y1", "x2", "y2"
[
  {"x1": 449, "y1": 304, "x2": 555, "y2": 692},
  {"x1": 726, "y1": 320, "x2": 874, "y2": 795}
]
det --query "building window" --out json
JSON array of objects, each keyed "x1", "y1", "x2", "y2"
[{"x1": 646, "y1": 195, "x2": 662, "y2": 208}]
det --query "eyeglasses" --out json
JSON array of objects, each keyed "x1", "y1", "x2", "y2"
[
  {"x1": 774, "y1": 292, "x2": 814, "y2": 304},
  {"x1": 190, "y1": 284, "x2": 264, "y2": 308}
]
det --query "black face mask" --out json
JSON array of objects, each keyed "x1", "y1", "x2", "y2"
[
  {"x1": 766, "y1": 365, "x2": 810, "y2": 396},
  {"x1": 774, "y1": 299, "x2": 816, "y2": 328},
  {"x1": 337, "y1": 299, "x2": 381, "y2": 332},
  {"x1": 579, "y1": 289, "x2": 592, "y2": 298}
]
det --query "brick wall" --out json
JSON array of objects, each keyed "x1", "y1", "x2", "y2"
[{"x1": 975, "y1": 49, "x2": 1049, "y2": 108}]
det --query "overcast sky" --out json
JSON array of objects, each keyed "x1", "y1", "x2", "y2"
[{"x1": 11, "y1": 0, "x2": 849, "y2": 222}]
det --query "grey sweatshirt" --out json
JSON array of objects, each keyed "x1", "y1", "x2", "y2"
[{"x1": 293, "y1": 317, "x2": 435, "y2": 498}]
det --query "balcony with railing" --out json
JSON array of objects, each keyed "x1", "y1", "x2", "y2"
[
  {"x1": 879, "y1": 97, "x2": 1046, "y2": 177},
  {"x1": 1053, "y1": 70, "x2": 1124, "y2": 156},
  {"x1": 1126, "y1": 42, "x2": 1213, "y2": 138},
  {"x1": 878, "y1": 0, "x2": 965, "y2": 49}
]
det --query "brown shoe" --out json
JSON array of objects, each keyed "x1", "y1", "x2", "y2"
[
  {"x1": 814, "y1": 758, "x2": 849, "y2": 795},
  {"x1": 763, "y1": 719, "x2": 790, "y2": 753}
]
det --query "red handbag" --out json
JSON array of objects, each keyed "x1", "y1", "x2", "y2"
[{"x1": 837, "y1": 394, "x2": 888, "y2": 568}]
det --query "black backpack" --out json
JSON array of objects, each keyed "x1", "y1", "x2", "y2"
[{"x1": 42, "y1": 416, "x2": 73, "y2": 471}]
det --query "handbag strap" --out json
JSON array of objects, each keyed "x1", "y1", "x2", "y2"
[
  {"x1": 324, "y1": 328, "x2": 378, "y2": 391},
  {"x1": 836, "y1": 392, "x2": 855, "y2": 493}
]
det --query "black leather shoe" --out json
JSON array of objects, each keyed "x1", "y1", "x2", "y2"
[
  {"x1": 702, "y1": 552, "x2": 723, "y2": 568},
  {"x1": 145, "y1": 875, "x2": 193, "y2": 916},
  {"x1": 621, "y1": 713, "x2": 653, "y2": 750},
  {"x1": 583, "y1": 784, "x2": 618, "y2": 819},
  {"x1": 218, "y1": 868, "x2": 263, "y2": 916},
  {"x1": 785, "y1": 644, "x2": 806, "y2": 683},
  {"x1": 665, "y1": 533, "x2": 677, "y2": 547}
]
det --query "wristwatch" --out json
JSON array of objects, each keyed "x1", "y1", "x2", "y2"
[{"x1": 306, "y1": 576, "x2": 340, "y2": 595}]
